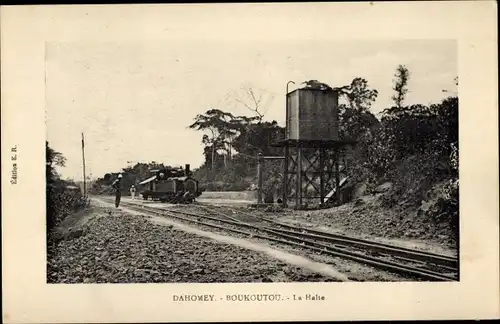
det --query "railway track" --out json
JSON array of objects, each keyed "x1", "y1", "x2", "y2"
[
  {"x1": 196, "y1": 204, "x2": 458, "y2": 270},
  {"x1": 98, "y1": 197, "x2": 458, "y2": 282}
]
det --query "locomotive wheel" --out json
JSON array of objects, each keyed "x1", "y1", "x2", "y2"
[{"x1": 143, "y1": 195, "x2": 148, "y2": 200}]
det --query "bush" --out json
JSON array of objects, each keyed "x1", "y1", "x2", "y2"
[
  {"x1": 47, "y1": 181, "x2": 88, "y2": 232},
  {"x1": 418, "y1": 178, "x2": 459, "y2": 243}
]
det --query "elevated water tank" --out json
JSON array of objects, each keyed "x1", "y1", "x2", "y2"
[{"x1": 286, "y1": 87, "x2": 339, "y2": 141}]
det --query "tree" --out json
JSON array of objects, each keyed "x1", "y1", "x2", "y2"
[
  {"x1": 46, "y1": 142, "x2": 75, "y2": 232},
  {"x1": 189, "y1": 109, "x2": 261, "y2": 168},
  {"x1": 391, "y1": 64, "x2": 410, "y2": 108},
  {"x1": 46, "y1": 142, "x2": 64, "y2": 196},
  {"x1": 338, "y1": 103, "x2": 379, "y2": 141},
  {"x1": 189, "y1": 109, "x2": 237, "y2": 168},
  {"x1": 433, "y1": 96, "x2": 458, "y2": 159},
  {"x1": 340, "y1": 77, "x2": 379, "y2": 112},
  {"x1": 232, "y1": 120, "x2": 284, "y2": 157},
  {"x1": 226, "y1": 83, "x2": 275, "y2": 122},
  {"x1": 225, "y1": 115, "x2": 261, "y2": 160},
  {"x1": 46, "y1": 141, "x2": 66, "y2": 181},
  {"x1": 334, "y1": 77, "x2": 380, "y2": 141},
  {"x1": 202, "y1": 134, "x2": 226, "y2": 168}
]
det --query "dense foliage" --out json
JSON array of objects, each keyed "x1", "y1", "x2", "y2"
[{"x1": 46, "y1": 142, "x2": 88, "y2": 233}]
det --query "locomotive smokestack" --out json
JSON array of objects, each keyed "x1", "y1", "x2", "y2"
[{"x1": 185, "y1": 164, "x2": 191, "y2": 176}]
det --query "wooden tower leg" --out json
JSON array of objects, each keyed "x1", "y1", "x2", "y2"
[
  {"x1": 319, "y1": 147, "x2": 325, "y2": 207},
  {"x1": 296, "y1": 147, "x2": 302, "y2": 209},
  {"x1": 283, "y1": 146, "x2": 289, "y2": 208},
  {"x1": 335, "y1": 149, "x2": 340, "y2": 205}
]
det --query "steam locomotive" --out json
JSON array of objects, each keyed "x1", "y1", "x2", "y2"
[{"x1": 139, "y1": 164, "x2": 202, "y2": 203}]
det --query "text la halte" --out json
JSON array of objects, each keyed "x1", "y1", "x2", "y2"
[
  {"x1": 10, "y1": 146, "x2": 18, "y2": 185},
  {"x1": 293, "y1": 294, "x2": 326, "y2": 301}
]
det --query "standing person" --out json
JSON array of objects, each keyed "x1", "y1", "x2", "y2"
[
  {"x1": 111, "y1": 174, "x2": 123, "y2": 208},
  {"x1": 130, "y1": 185, "x2": 136, "y2": 200}
]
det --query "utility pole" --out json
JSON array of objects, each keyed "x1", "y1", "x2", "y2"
[{"x1": 81, "y1": 132, "x2": 86, "y2": 198}]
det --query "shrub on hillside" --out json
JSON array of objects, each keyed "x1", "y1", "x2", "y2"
[
  {"x1": 378, "y1": 153, "x2": 448, "y2": 208},
  {"x1": 47, "y1": 183, "x2": 88, "y2": 231},
  {"x1": 417, "y1": 178, "x2": 459, "y2": 243}
]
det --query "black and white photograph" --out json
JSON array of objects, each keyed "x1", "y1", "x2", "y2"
[
  {"x1": 2, "y1": 2, "x2": 498, "y2": 323},
  {"x1": 45, "y1": 39, "x2": 459, "y2": 283}
]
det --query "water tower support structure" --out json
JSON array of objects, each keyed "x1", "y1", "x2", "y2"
[
  {"x1": 272, "y1": 85, "x2": 355, "y2": 210},
  {"x1": 275, "y1": 139, "x2": 353, "y2": 209}
]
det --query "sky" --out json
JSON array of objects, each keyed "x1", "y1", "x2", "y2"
[{"x1": 46, "y1": 40, "x2": 457, "y2": 180}]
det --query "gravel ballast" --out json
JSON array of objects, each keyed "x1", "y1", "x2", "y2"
[{"x1": 47, "y1": 206, "x2": 343, "y2": 283}]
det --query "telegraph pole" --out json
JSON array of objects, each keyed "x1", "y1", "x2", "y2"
[{"x1": 81, "y1": 133, "x2": 87, "y2": 198}]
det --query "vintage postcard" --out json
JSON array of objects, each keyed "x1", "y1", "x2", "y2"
[{"x1": 1, "y1": 1, "x2": 499, "y2": 323}]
